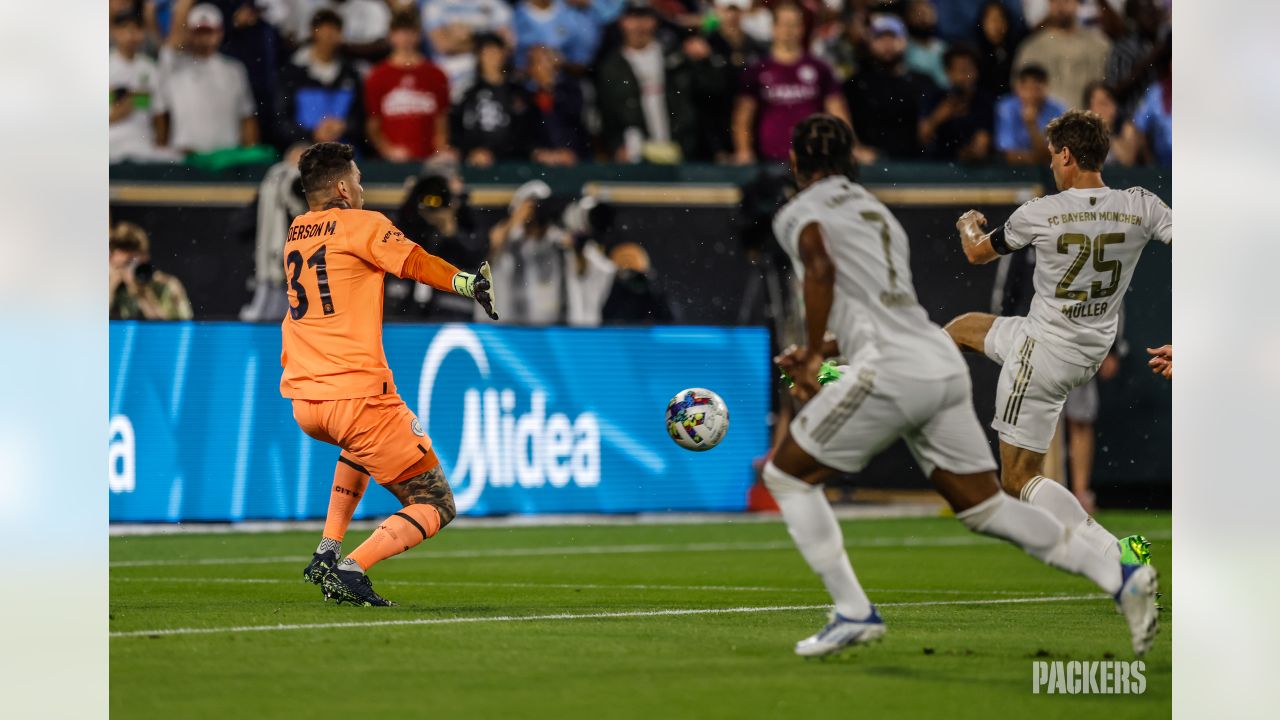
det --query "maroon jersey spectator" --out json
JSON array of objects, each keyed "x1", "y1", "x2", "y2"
[
  {"x1": 364, "y1": 10, "x2": 452, "y2": 161},
  {"x1": 732, "y1": 3, "x2": 848, "y2": 163}
]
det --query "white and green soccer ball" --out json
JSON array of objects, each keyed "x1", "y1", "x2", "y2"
[{"x1": 665, "y1": 388, "x2": 730, "y2": 451}]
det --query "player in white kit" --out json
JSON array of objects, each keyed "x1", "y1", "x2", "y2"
[
  {"x1": 945, "y1": 109, "x2": 1171, "y2": 570},
  {"x1": 763, "y1": 114, "x2": 1157, "y2": 658}
]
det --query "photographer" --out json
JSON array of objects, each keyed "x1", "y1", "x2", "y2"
[
  {"x1": 109, "y1": 222, "x2": 193, "y2": 321},
  {"x1": 385, "y1": 168, "x2": 489, "y2": 321},
  {"x1": 486, "y1": 180, "x2": 615, "y2": 326},
  {"x1": 239, "y1": 143, "x2": 309, "y2": 322}
]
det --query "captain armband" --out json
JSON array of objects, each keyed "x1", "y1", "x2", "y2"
[{"x1": 988, "y1": 226, "x2": 1013, "y2": 255}]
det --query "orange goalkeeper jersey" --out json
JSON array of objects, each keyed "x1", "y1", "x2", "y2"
[{"x1": 279, "y1": 207, "x2": 457, "y2": 400}]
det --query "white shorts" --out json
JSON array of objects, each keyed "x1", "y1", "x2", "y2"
[
  {"x1": 983, "y1": 316, "x2": 1098, "y2": 453},
  {"x1": 790, "y1": 363, "x2": 997, "y2": 476}
]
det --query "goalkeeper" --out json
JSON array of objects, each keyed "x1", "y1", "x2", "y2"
[{"x1": 280, "y1": 142, "x2": 497, "y2": 607}]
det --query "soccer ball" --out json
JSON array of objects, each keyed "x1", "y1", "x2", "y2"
[{"x1": 666, "y1": 388, "x2": 729, "y2": 451}]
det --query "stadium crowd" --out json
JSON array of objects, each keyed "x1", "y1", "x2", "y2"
[{"x1": 110, "y1": 0, "x2": 1173, "y2": 169}]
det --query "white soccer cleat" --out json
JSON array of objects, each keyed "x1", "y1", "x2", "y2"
[
  {"x1": 794, "y1": 607, "x2": 886, "y2": 657},
  {"x1": 1115, "y1": 563, "x2": 1159, "y2": 656}
]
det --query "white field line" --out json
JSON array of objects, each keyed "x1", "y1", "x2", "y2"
[
  {"x1": 109, "y1": 529, "x2": 1172, "y2": 569},
  {"x1": 109, "y1": 594, "x2": 1105, "y2": 639},
  {"x1": 109, "y1": 576, "x2": 1073, "y2": 596}
]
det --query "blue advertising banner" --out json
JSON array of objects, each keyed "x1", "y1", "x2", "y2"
[{"x1": 109, "y1": 322, "x2": 771, "y2": 522}]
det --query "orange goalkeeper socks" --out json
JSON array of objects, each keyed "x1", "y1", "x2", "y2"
[
  {"x1": 346, "y1": 504, "x2": 442, "y2": 571},
  {"x1": 319, "y1": 457, "x2": 370, "y2": 552}
]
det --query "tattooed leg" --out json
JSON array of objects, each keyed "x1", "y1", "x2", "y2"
[
  {"x1": 386, "y1": 465, "x2": 457, "y2": 528},
  {"x1": 341, "y1": 467, "x2": 455, "y2": 574}
]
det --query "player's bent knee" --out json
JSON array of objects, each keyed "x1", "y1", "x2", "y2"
[{"x1": 943, "y1": 312, "x2": 994, "y2": 353}]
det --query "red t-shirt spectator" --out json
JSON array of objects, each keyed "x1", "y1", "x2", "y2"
[
  {"x1": 363, "y1": 60, "x2": 450, "y2": 159},
  {"x1": 739, "y1": 55, "x2": 840, "y2": 161}
]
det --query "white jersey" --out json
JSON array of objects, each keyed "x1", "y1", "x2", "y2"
[
  {"x1": 1001, "y1": 186, "x2": 1172, "y2": 366},
  {"x1": 773, "y1": 176, "x2": 963, "y2": 379}
]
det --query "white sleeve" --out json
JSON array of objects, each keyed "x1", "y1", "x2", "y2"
[
  {"x1": 1000, "y1": 201, "x2": 1041, "y2": 251},
  {"x1": 1149, "y1": 195, "x2": 1172, "y2": 245}
]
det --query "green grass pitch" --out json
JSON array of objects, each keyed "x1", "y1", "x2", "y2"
[{"x1": 110, "y1": 510, "x2": 1171, "y2": 719}]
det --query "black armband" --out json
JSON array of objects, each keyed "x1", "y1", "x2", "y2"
[{"x1": 988, "y1": 226, "x2": 1013, "y2": 255}]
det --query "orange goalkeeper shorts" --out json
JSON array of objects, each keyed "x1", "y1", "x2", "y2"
[{"x1": 292, "y1": 393, "x2": 433, "y2": 485}]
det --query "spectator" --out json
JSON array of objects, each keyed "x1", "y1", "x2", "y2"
[
  {"x1": 284, "y1": 1, "x2": 390, "y2": 60},
  {"x1": 596, "y1": 6, "x2": 728, "y2": 163},
  {"x1": 275, "y1": 9, "x2": 365, "y2": 149},
  {"x1": 422, "y1": 0, "x2": 516, "y2": 100},
  {"x1": 975, "y1": 0, "x2": 1021, "y2": 100},
  {"x1": 452, "y1": 33, "x2": 540, "y2": 167},
  {"x1": 733, "y1": 2, "x2": 849, "y2": 164},
  {"x1": 927, "y1": 0, "x2": 1020, "y2": 43},
  {"x1": 994, "y1": 63, "x2": 1065, "y2": 164},
  {"x1": 486, "y1": 181, "x2": 615, "y2": 325},
  {"x1": 364, "y1": 10, "x2": 451, "y2": 161},
  {"x1": 386, "y1": 171, "x2": 490, "y2": 321},
  {"x1": 109, "y1": 222, "x2": 194, "y2": 321},
  {"x1": 708, "y1": 0, "x2": 767, "y2": 75},
  {"x1": 904, "y1": 0, "x2": 949, "y2": 89},
  {"x1": 1083, "y1": 82, "x2": 1141, "y2": 166},
  {"x1": 601, "y1": 242, "x2": 678, "y2": 324},
  {"x1": 1012, "y1": 0, "x2": 1110, "y2": 109},
  {"x1": 239, "y1": 143, "x2": 309, "y2": 322},
  {"x1": 204, "y1": 1, "x2": 284, "y2": 135},
  {"x1": 919, "y1": 45, "x2": 994, "y2": 162},
  {"x1": 1105, "y1": 0, "x2": 1167, "y2": 115},
  {"x1": 812, "y1": 4, "x2": 868, "y2": 82},
  {"x1": 1131, "y1": 46, "x2": 1170, "y2": 168},
  {"x1": 110, "y1": 13, "x2": 175, "y2": 163},
  {"x1": 707, "y1": 0, "x2": 769, "y2": 157},
  {"x1": 329, "y1": 0, "x2": 391, "y2": 61},
  {"x1": 154, "y1": 2, "x2": 260, "y2": 155},
  {"x1": 843, "y1": 14, "x2": 939, "y2": 160},
  {"x1": 527, "y1": 46, "x2": 590, "y2": 163},
  {"x1": 513, "y1": 0, "x2": 601, "y2": 70}
]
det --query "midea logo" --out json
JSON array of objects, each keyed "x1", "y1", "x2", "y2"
[{"x1": 417, "y1": 326, "x2": 601, "y2": 513}]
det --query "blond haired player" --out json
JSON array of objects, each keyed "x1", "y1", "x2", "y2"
[{"x1": 283, "y1": 142, "x2": 497, "y2": 606}]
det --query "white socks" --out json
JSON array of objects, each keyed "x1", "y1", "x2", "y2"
[
  {"x1": 763, "y1": 462, "x2": 873, "y2": 619},
  {"x1": 957, "y1": 491, "x2": 1122, "y2": 595},
  {"x1": 1023, "y1": 475, "x2": 1121, "y2": 563}
]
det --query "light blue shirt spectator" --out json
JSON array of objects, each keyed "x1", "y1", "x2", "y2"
[
  {"x1": 1132, "y1": 82, "x2": 1171, "y2": 167},
  {"x1": 421, "y1": 0, "x2": 513, "y2": 37},
  {"x1": 513, "y1": 0, "x2": 600, "y2": 68},
  {"x1": 994, "y1": 93, "x2": 1067, "y2": 152},
  {"x1": 905, "y1": 40, "x2": 948, "y2": 89},
  {"x1": 568, "y1": 0, "x2": 625, "y2": 27}
]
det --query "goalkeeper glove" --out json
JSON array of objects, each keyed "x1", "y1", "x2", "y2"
[{"x1": 452, "y1": 261, "x2": 499, "y2": 320}]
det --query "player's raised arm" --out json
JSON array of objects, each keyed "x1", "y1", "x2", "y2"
[
  {"x1": 956, "y1": 210, "x2": 1001, "y2": 265},
  {"x1": 381, "y1": 224, "x2": 499, "y2": 321}
]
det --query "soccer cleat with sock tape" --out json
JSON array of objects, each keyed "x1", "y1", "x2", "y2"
[
  {"x1": 303, "y1": 550, "x2": 338, "y2": 586},
  {"x1": 322, "y1": 566, "x2": 397, "y2": 607}
]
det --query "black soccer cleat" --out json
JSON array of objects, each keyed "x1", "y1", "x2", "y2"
[
  {"x1": 322, "y1": 567, "x2": 397, "y2": 607},
  {"x1": 303, "y1": 550, "x2": 338, "y2": 586}
]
